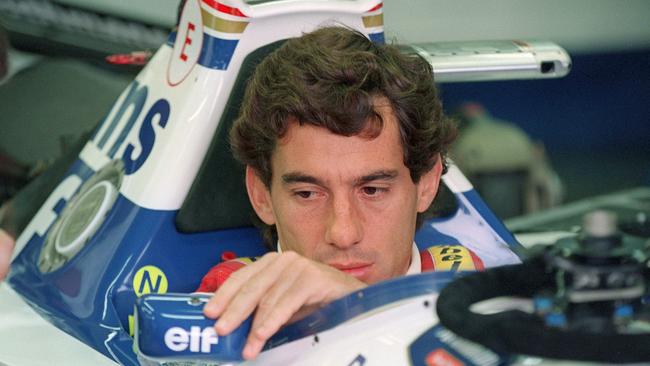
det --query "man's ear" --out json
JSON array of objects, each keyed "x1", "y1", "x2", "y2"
[
  {"x1": 245, "y1": 166, "x2": 276, "y2": 225},
  {"x1": 416, "y1": 155, "x2": 443, "y2": 213}
]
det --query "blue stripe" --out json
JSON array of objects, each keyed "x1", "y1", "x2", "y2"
[
  {"x1": 369, "y1": 32, "x2": 385, "y2": 44},
  {"x1": 165, "y1": 31, "x2": 237, "y2": 70},
  {"x1": 198, "y1": 33, "x2": 238, "y2": 70}
]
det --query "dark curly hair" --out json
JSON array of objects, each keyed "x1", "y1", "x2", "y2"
[{"x1": 230, "y1": 26, "x2": 457, "y2": 248}]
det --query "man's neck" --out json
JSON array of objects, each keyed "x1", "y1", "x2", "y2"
[{"x1": 405, "y1": 243, "x2": 421, "y2": 275}]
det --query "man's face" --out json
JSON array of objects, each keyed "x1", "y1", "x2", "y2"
[{"x1": 247, "y1": 98, "x2": 441, "y2": 284}]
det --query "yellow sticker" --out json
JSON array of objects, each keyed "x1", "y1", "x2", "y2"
[
  {"x1": 133, "y1": 265, "x2": 168, "y2": 297},
  {"x1": 428, "y1": 246, "x2": 477, "y2": 271},
  {"x1": 128, "y1": 314, "x2": 135, "y2": 337},
  {"x1": 238, "y1": 257, "x2": 255, "y2": 265}
]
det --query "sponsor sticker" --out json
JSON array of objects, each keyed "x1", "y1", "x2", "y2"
[
  {"x1": 426, "y1": 349, "x2": 464, "y2": 366},
  {"x1": 133, "y1": 265, "x2": 169, "y2": 297},
  {"x1": 168, "y1": 0, "x2": 204, "y2": 86},
  {"x1": 165, "y1": 326, "x2": 218, "y2": 353},
  {"x1": 426, "y1": 246, "x2": 484, "y2": 271}
]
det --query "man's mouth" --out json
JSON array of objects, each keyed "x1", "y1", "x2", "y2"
[{"x1": 329, "y1": 262, "x2": 373, "y2": 281}]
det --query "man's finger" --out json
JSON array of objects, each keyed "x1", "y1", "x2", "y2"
[
  {"x1": 242, "y1": 292, "x2": 305, "y2": 360},
  {"x1": 204, "y1": 253, "x2": 277, "y2": 318},
  {"x1": 248, "y1": 261, "x2": 304, "y2": 339},
  {"x1": 0, "y1": 229, "x2": 15, "y2": 281},
  {"x1": 250, "y1": 270, "x2": 317, "y2": 342},
  {"x1": 243, "y1": 263, "x2": 353, "y2": 360},
  {"x1": 212, "y1": 252, "x2": 301, "y2": 335},
  {"x1": 242, "y1": 269, "x2": 312, "y2": 361},
  {"x1": 242, "y1": 333, "x2": 268, "y2": 361}
]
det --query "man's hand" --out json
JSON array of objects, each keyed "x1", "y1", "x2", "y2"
[
  {"x1": 203, "y1": 251, "x2": 366, "y2": 360},
  {"x1": 0, "y1": 229, "x2": 15, "y2": 281}
]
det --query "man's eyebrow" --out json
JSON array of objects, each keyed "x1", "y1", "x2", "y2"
[
  {"x1": 355, "y1": 170, "x2": 399, "y2": 185},
  {"x1": 281, "y1": 170, "x2": 398, "y2": 186},
  {"x1": 281, "y1": 172, "x2": 324, "y2": 186}
]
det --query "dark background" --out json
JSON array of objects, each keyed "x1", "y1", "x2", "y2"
[{"x1": 441, "y1": 49, "x2": 650, "y2": 202}]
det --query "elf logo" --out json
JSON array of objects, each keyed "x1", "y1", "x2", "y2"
[{"x1": 164, "y1": 326, "x2": 218, "y2": 353}]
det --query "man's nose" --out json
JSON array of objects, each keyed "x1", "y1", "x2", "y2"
[{"x1": 325, "y1": 195, "x2": 363, "y2": 248}]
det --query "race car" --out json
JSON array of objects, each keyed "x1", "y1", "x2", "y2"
[{"x1": 5, "y1": 0, "x2": 630, "y2": 365}]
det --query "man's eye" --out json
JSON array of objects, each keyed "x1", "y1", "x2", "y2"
[
  {"x1": 294, "y1": 191, "x2": 314, "y2": 199},
  {"x1": 362, "y1": 186, "x2": 385, "y2": 196}
]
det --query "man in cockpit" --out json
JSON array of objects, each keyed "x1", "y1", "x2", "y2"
[
  {"x1": 0, "y1": 25, "x2": 461, "y2": 360},
  {"x1": 196, "y1": 26, "x2": 458, "y2": 360}
]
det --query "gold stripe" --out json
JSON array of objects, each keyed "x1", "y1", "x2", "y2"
[
  {"x1": 362, "y1": 13, "x2": 383, "y2": 28},
  {"x1": 201, "y1": 9, "x2": 248, "y2": 33}
]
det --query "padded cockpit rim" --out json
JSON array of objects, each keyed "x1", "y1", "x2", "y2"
[{"x1": 176, "y1": 41, "x2": 287, "y2": 233}]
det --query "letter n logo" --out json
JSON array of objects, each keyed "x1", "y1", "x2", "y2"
[{"x1": 133, "y1": 265, "x2": 169, "y2": 297}]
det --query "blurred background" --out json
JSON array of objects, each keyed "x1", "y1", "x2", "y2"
[{"x1": 0, "y1": 0, "x2": 649, "y2": 219}]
